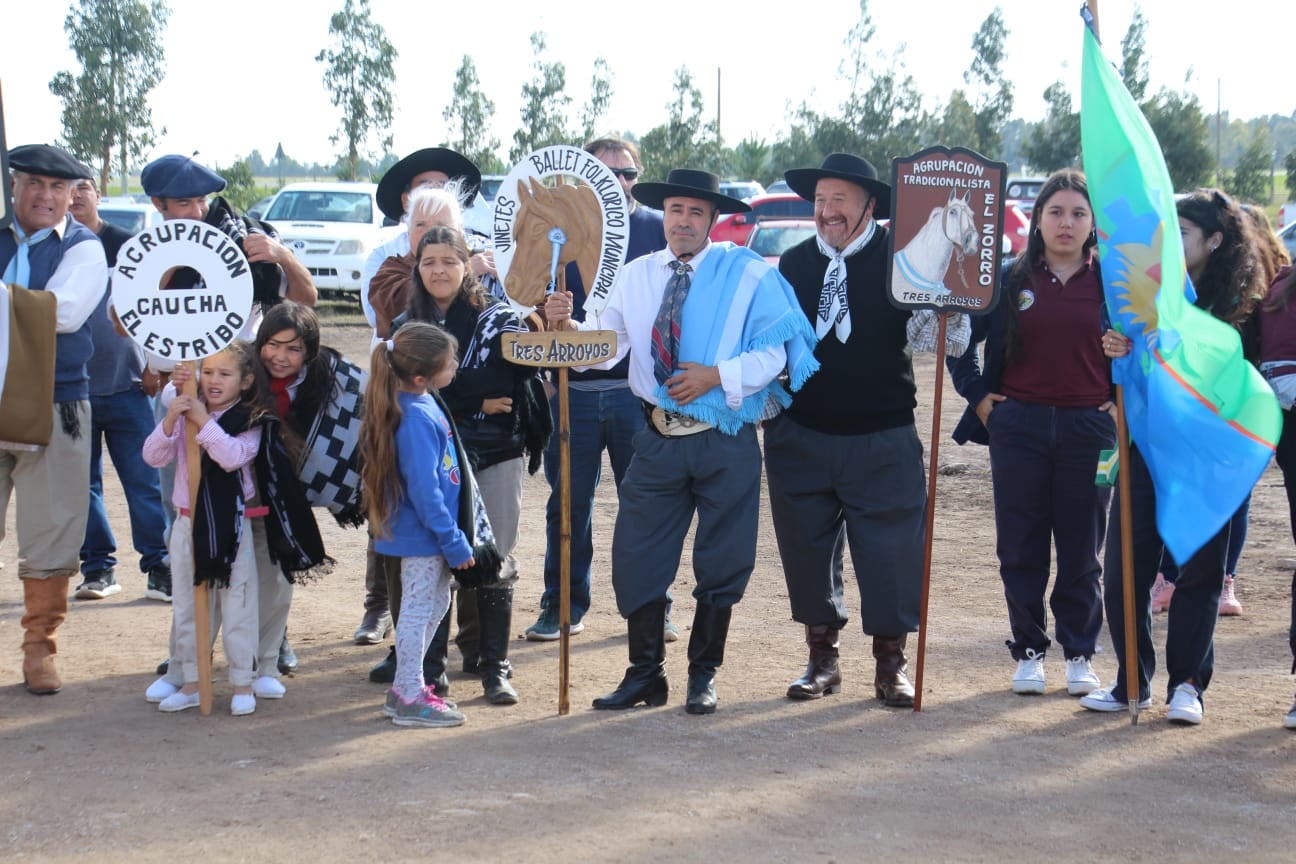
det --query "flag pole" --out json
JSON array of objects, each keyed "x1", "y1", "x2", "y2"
[
  {"x1": 182, "y1": 363, "x2": 214, "y2": 715},
  {"x1": 1086, "y1": 0, "x2": 1138, "y2": 724},
  {"x1": 1115, "y1": 387, "x2": 1139, "y2": 724},
  {"x1": 912, "y1": 313, "x2": 946, "y2": 712}
]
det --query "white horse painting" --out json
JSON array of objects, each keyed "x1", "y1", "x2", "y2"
[{"x1": 892, "y1": 190, "x2": 978, "y2": 301}]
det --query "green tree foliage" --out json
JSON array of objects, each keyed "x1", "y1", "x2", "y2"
[
  {"x1": 510, "y1": 32, "x2": 573, "y2": 163},
  {"x1": 1022, "y1": 82, "x2": 1080, "y2": 173},
  {"x1": 1285, "y1": 150, "x2": 1296, "y2": 201},
  {"x1": 580, "y1": 58, "x2": 614, "y2": 142},
  {"x1": 965, "y1": 6, "x2": 1013, "y2": 158},
  {"x1": 730, "y1": 136, "x2": 771, "y2": 186},
  {"x1": 443, "y1": 55, "x2": 501, "y2": 173},
  {"x1": 1143, "y1": 89, "x2": 1214, "y2": 190},
  {"x1": 1119, "y1": 5, "x2": 1150, "y2": 103},
  {"x1": 212, "y1": 158, "x2": 257, "y2": 212},
  {"x1": 933, "y1": 90, "x2": 980, "y2": 153},
  {"x1": 48, "y1": 0, "x2": 169, "y2": 194},
  {"x1": 638, "y1": 67, "x2": 719, "y2": 180},
  {"x1": 838, "y1": 0, "x2": 927, "y2": 163},
  {"x1": 1228, "y1": 128, "x2": 1272, "y2": 203},
  {"x1": 315, "y1": 0, "x2": 397, "y2": 182}
]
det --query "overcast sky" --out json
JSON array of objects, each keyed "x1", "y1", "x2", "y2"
[{"x1": 1, "y1": 0, "x2": 1291, "y2": 170}]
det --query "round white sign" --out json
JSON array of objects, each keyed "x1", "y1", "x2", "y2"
[
  {"x1": 491, "y1": 145, "x2": 628, "y2": 315},
  {"x1": 112, "y1": 218, "x2": 254, "y2": 363}
]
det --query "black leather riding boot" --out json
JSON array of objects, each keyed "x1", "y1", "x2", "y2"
[
  {"x1": 787, "y1": 624, "x2": 842, "y2": 700},
  {"x1": 685, "y1": 602, "x2": 732, "y2": 715},
  {"x1": 456, "y1": 585, "x2": 481, "y2": 674},
  {"x1": 873, "y1": 634, "x2": 916, "y2": 708},
  {"x1": 592, "y1": 599, "x2": 669, "y2": 709},
  {"x1": 477, "y1": 586, "x2": 519, "y2": 704},
  {"x1": 422, "y1": 605, "x2": 452, "y2": 697}
]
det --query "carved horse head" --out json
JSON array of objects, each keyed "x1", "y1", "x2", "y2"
[{"x1": 505, "y1": 177, "x2": 603, "y2": 308}]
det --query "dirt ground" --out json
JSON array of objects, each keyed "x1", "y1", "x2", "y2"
[{"x1": 4, "y1": 322, "x2": 1296, "y2": 863}]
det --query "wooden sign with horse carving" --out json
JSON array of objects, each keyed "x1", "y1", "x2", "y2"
[{"x1": 888, "y1": 146, "x2": 1007, "y2": 315}]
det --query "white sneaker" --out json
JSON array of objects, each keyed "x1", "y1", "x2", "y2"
[
  {"x1": 1284, "y1": 699, "x2": 1296, "y2": 730},
  {"x1": 252, "y1": 676, "x2": 286, "y2": 699},
  {"x1": 1011, "y1": 649, "x2": 1046, "y2": 695},
  {"x1": 1064, "y1": 657, "x2": 1101, "y2": 696},
  {"x1": 231, "y1": 693, "x2": 257, "y2": 716},
  {"x1": 1166, "y1": 682, "x2": 1203, "y2": 725},
  {"x1": 145, "y1": 676, "x2": 179, "y2": 703},
  {"x1": 158, "y1": 690, "x2": 200, "y2": 713},
  {"x1": 1079, "y1": 685, "x2": 1152, "y2": 712}
]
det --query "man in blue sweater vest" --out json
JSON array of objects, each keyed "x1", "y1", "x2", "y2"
[{"x1": 2, "y1": 144, "x2": 106, "y2": 695}]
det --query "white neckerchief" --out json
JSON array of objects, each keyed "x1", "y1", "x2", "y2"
[{"x1": 814, "y1": 219, "x2": 875, "y2": 343}]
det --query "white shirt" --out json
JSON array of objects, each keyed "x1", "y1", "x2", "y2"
[{"x1": 577, "y1": 242, "x2": 785, "y2": 410}]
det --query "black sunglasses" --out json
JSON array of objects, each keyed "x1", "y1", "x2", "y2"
[{"x1": 609, "y1": 168, "x2": 639, "y2": 180}]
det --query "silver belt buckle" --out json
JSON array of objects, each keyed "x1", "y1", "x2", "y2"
[{"x1": 651, "y1": 407, "x2": 710, "y2": 437}]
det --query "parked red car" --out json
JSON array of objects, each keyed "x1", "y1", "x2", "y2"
[
  {"x1": 710, "y1": 193, "x2": 814, "y2": 246},
  {"x1": 1003, "y1": 201, "x2": 1029, "y2": 256},
  {"x1": 745, "y1": 219, "x2": 817, "y2": 264}
]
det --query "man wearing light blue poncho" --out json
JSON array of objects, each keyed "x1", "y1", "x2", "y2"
[{"x1": 545, "y1": 168, "x2": 819, "y2": 715}]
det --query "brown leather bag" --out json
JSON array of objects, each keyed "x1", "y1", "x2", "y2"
[{"x1": 0, "y1": 283, "x2": 57, "y2": 446}]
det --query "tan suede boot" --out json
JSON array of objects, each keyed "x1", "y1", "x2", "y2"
[{"x1": 21, "y1": 576, "x2": 70, "y2": 695}]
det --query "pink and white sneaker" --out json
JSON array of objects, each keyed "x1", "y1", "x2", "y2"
[
  {"x1": 1150, "y1": 572, "x2": 1175, "y2": 614},
  {"x1": 1218, "y1": 575, "x2": 1243, "y2": 616}
]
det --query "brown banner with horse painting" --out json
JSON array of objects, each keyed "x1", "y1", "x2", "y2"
[{"x1": 887, "y1": 146, "x2": 1007, "y2": 315}]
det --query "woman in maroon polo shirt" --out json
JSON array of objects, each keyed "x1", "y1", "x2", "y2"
[
  {"x1": 1257, "y1": 250, "x2": 1296, "y2": 728},
  {"x1": 948, "y1": 169, "x2": 1113, "y2": 699}
]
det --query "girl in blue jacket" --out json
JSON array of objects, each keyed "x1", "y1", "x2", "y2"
[{"x1": 361, "y1": 322, "x2": 473, "y2": 728}]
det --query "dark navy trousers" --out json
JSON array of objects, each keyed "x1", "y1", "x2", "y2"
[
  {"x1": 1104, "y1": 444, "x2": 1228, "y2": 703},
  {"x1": 987, "y1": 399, "x2": 1114, "y2": 661}
]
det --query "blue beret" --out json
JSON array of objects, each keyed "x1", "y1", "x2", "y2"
[
  {"x1": 8, "y1": 144, "x2": 93, "y2": 180},
  {"x1": 140, "y1": 155, "x2": 226, "y2": 198}
]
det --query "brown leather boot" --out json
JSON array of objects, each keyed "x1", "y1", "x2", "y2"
[
  {"x1": 787, "y1": 624, "x2": 841, "y2": 700},
  {"x1": 872, "y1": 634, "x2": 915, "y2": 708},
  {"x1": 21, "y1": 576, "x2": 70, "y2": 695}
]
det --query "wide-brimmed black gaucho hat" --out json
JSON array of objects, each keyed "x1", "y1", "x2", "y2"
[
  {"x1": 631, "y1": 168, "x2": 752, "y2": 214},
  {"x1": 784, "y1": 153, "x2": 891, "y2": 218},
  {"x1": 376, "y1": 148, "x2": 482, "y2": 221}
]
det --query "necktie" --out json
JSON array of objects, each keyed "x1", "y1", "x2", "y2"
[{"x1": 651, "y1": 259, "x2": 692, "y2": 384}]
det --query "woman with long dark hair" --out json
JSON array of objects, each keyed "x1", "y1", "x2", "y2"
[
  {"x1": 1084, "y1": 188, "x2": 1265, "y2": 725},
  {"x1": 949, "y1": 168, "x2": 1113, "y2": 699}
]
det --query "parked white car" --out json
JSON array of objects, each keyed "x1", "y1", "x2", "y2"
[
  {"x1": 97, "y1": 200, "x2": 164, "y2": 235},
  {"x1": 263, "y1": 182, "x2": 401, "y2": 294}
]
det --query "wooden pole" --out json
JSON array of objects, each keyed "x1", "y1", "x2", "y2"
[
  {"x1": 912, "y1": 313, "x2": 947, "y2": 712},
  {"x1": 557, "y1": 364, "x2": 572, "y2": 716},
  {"x1": 182, "y1": 364, "x2": 214, "y2": 715},
  {"x1": 1115, "y1": 386, "x2": 1140, "y2": 724},
  {"x1": 1085, "y1": 0, "x2": 1139, "y2": 725}
]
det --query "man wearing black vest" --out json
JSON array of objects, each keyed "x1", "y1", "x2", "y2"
[
  {"x1": 767, "y1": 154, "x2": 925, "y2": 709},
  {"x1": 2, "y1": 144, "x2": 106, "y2": 694}
]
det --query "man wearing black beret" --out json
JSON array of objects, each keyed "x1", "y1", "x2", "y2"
[
  {"x1": 142, "y1": 154, "x2": 316, "y2": 315},
  {"x1": 1, "y1": 143, "x2": 106, "y2": 695}
]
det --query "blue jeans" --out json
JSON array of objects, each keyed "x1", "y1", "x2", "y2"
[
  {"x1": 81, "y1": 387, "x2": 168, "y2": 575},
  {"x1": 540, "y1": 385, "x2": 643, "y2": 620}
]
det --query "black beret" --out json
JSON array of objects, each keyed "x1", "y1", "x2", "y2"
[
  {"x1": 8, "y1": 144, "x2": 93, "y2": 180},
  {"x1": 141, "y1": 155, "x2": 226, "y2": 198}
]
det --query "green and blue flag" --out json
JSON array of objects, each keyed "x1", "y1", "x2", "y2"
[{"x1": 1079, "y1": 6, "x2": 1281, "y2": 564}]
